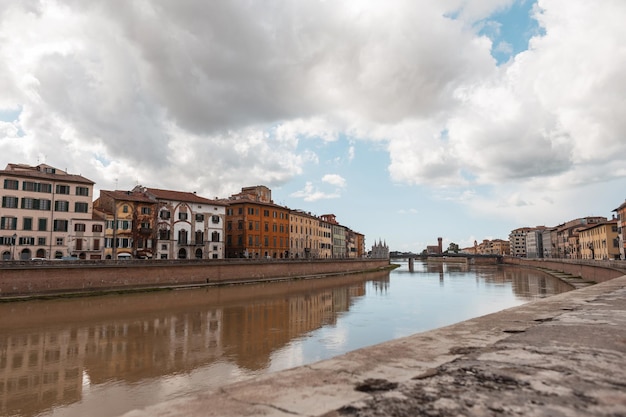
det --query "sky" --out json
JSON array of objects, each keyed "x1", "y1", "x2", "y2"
[{"x1": 1, "y1": 0, "x2": 625, "y2": 253}]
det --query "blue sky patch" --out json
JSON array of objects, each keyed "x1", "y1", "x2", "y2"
[{"x1": 479, "y1": 0, "x2": 543, "y2": 64}]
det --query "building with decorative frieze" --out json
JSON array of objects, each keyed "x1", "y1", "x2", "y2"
[{"x1": 138, "y1": 187, "x2": 227, "y2": 260}]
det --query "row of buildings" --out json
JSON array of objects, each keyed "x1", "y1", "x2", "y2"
[
  {"x1": 464, "y1": 202, "x2": 626, "y2": 260},
  {"x1": 0, "y1": 163, "x2": 368, "y2": 261}
]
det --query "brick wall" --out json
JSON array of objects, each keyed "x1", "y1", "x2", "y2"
[{"x1": 0, "y1": 259, "x2": 390, "y2": 298}]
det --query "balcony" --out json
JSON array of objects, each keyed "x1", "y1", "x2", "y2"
[{"x1": 139, "y1": 227, "x2": 153, "y2": 235}]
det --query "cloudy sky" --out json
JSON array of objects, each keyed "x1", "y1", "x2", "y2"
[{"x1": 1, "y1": 0, "x2": 625, "y2": 252}]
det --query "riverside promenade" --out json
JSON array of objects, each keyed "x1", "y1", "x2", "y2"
[{"x1": 123, "y1": 270, "x2": 626, "y2": 417}]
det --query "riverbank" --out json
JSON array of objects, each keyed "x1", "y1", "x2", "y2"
[
  {"x1": 0, "y1": 258, "x2": 391, "y2": 300},
  {"x1": 123, "y1": 272, "x2": 626, "y2": 417}
]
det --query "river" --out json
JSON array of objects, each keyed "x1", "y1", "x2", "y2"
[{"x1": 0, "y1": 261, "x2": 573, "y2": 417}]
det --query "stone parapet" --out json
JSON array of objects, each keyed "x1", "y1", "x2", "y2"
[{"x1": 0, "y1": 258, "x2": 390, "y2": 299}]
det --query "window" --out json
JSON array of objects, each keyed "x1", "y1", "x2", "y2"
[
  {"x1": 54, "y1": 200, "x2": 69, "y2": 212},
  {"x1": 160, "y1": 211, "x2": 171, "y2": 219},
  {"x1": 226, "y1": 208, "x2": 233, "y2": 216},
  {"x1": 227, "y1": 221, "x2": 232, "y2": 231},
  {"x1": 39, "y1": 199, "x2": 51, "y2": 211},
  {"x1": 161, "y1": 244, "x2": 167, "y2": 250},
  {"x1": 179, "y1": 212, "x2": 188, "y2": 220},
  {"x1": 92, "y1": 224, "x2": 102, "y2": 232},
  {"x1": 21, "y1": 198, "x2": 35, "y2": 209},
  {"x1": 74, "y1": 223, "x2": 86, "y2": 232},
  {"x1": 19, "y1": 237, "x2": 35, "y2": 245},
  {"x1": 195, "y1": 214, "x2": 204, "y2": 222},
  {"x1": 141, "y1": 222, "x2": 150, "y2": 229},
  {"x1": 2, "y1": 196, "x2": 18, "y2": 208},
  {"x1": 76, "y1": 187, "x2": 89, "y2": 196},
  {"x1": 23, "y1": 218, "x2": 33, "y2": 231},
  {"x1": 264, "y1": 210, "x2": 269, "y2": 217},
  {"x1": 142, "y1": 207, "x2": 151, "y2": 215},
  {"x1": 212, "y1": 215, "x2": 220, "y2": 224},
  {"x1": 105, "y1": 238, "x2": 113, "y2": 248},
  {"x1": 248, "y1": 208, "x2": 254, "y2": 215},
  {"x1": 237, "y1": 221, "x2": 243, "y2": 230},
  {"x1": 56, "y1": 237, "x2": 64, "y2": 245},
  {"x1": 238, "y1": 208, "x2": 243, "y2": 214},
  {"x1": 195, "y1": 231, "x2": 204, "y2": 244},
  {"x1": 120, "y1": 220, "x2": 130, "y2": 230},
  {"x1": 74, "y1": 202, "x2": 88, "y2": 213},
  {"x1": 211, "y1": 231, "x2": 220, "y2": 242},
  {"x1": 93, "y1": 239, "x2": 100, "y2": 250},
  {"x1": 38, "y1": 218, "x2": 47, "y2": 231},
  {"x1": 1, "y1": 217, "x2": 17, "y2": 230},
  {"x1": 106, "y1": 220, "x2": 114, "y2": 229},
  {"x1": 3, "y1": 179, "x2": 18, "y2": 190},
  {"x1": 55, "y1": 185, "x2": 70, "y2": 194},
  {"x1": 178, "y1": 230, "x2": 188, "y2": 244},
  {"x1": 53, "y1": 220, "x2": 68, "y2": 232},
  {"x1": 122, "y1": 205, "x2": 129, "y2": 213},
  {"x1": 38, "y1": 237, "x2": 46, "y2": 245},
  {"x1": 75, "y1": 239, "x2": 83, "y2": 250},
  {"x1": 248, "y1": 221, "x2": 253, "y2": 230},
  {"x1": 159, "y1": 229, "x2": 170, "y2": 240},
  {"x1": 248, "y1": 236, "x2": 253, "y2": 245}
]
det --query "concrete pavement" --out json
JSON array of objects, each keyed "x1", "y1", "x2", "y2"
[{"x1": 123, "y1": 274, "x2": 626, "y2": 417}]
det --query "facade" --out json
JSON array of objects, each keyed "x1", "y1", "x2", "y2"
[
  {"x1": 289, "y1": 209, "x2": 320, "y2": 258},
  {"x1": 370, "y1": 239, "x2": 389, "y2": 259},
  {"x1": 318, "y1": 217, "x2": 333, "y2": 259},
  {"x1": 93, "y1": 190, "x2": 157, "y2": 259},
  {"x1": 224, "y1": 186, "x2": 289, "y2": 259},
  {"x1": 140, "y1": 187, "x2": 227, "y2": 260},
  {"x1": 613, "y1": 200, "x2": 626, "y2": 260},
  {"x1": 509, "y1": 227, "x2": 532, "y2": 257},
  {"x1": 0, "y1": 163, "x2": 99, "y2": 260},
  {"x1": 555, "y1": 217, "x2": 606, "y2": 259},
  {"x1": 320, "y1": 214, "x2": 347, "y2": 258},
  {"x1": 579, "y1": 220, "x2": 620, "y2": 260},
  {"x1": 525, "y1": 227, "x2": 546, "y2": 259}
]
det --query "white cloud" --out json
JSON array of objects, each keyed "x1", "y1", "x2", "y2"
[
  {"x1": 322, "y1": 174, "x2": 346, "y2": 188},
  {"x1": 290, "y1": 181, "x2": 340, "y2": 202}
]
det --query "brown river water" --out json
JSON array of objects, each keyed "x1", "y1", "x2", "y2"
[{"x1": 0, "y1": 261, "x2": 573, "y2": 417}]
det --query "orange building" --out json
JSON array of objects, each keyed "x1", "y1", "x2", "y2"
[{"x1": 224, "y1": 186, "x2": 290, "y2": 259}]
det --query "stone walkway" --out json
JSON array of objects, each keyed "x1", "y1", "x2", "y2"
[{"x1": 123, "y1": 275, "x2": 626, "y2": 417}]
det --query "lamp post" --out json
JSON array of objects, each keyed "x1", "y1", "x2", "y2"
[{"x1": 11, "y1": 233, "x2": 17, "y2": 260}]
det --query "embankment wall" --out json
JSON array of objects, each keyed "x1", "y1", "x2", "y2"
[
  {"x1": 0, "y1": 258, "x2": 390, "y2": 298},
  {"x1": 504, "y1": 257, "x2": 626, "y2": 283}
]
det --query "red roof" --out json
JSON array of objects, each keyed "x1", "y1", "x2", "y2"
[{"x1": 145, "y1": 188, "x2": 227, "y2": 206}]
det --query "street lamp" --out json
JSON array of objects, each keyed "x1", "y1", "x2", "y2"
[{"x1": 11, "y1": 233, "x2": 17, "y2": 260}]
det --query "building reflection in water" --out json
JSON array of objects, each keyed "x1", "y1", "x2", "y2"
[
  {"x1": 0, "y1": 264, "x2": 571, "y2": 417},
  {"x1": 0, "y1": 272, "x2": 376, "y2": 417}
]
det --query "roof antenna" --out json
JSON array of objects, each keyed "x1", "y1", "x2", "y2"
[{"x1": 115, "y1": 178, "x2": 118, "y2": 189}]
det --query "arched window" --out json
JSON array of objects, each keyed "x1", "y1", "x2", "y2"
[
  {"x1": 211, "y1": 231, "x2": 220, "y2": 242},
  {"x1": 178, "y1": 248, "x2": 187, "y2": 259},
  {"x1": 195, "y1": 231, "x2": 204, "y2": 245},
  {"x1": 195, "y1": 248, "x2": 203, "y2": 259}
]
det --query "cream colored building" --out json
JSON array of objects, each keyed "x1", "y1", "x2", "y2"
[
  {"x1": 289, "y1": 209, "x2": 320, "y2": 258},
  {"x1": 0, "y1": 163, "x2": 99, "y2": 260}
]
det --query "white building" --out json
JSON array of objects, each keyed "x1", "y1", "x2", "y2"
[
  {"x1": 1, "y1": 163, "x2": 100, "y2": 260},
  {"x1": 137, "y1": 187, "x2": 227, "y2": 260}
]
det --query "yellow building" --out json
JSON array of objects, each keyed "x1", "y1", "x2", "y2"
[
  {"x1": 579, "y1": 220, "x2": 620, "y2": 260},
  {"x1": 93, "y1": 190, "x2": 157, "y2": 259},
  {"x1": 289, "y1": 209, "x2": 320, "y2": 258}
]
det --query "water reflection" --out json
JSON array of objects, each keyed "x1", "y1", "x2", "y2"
[{"x1": 0, "y1": 263, "x2": 571, "y2": 417}]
